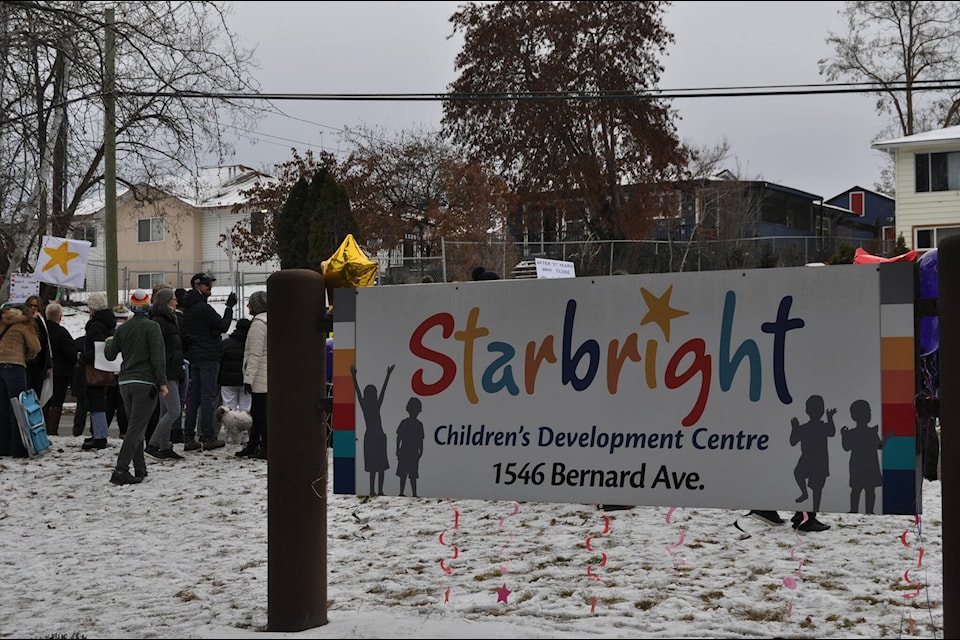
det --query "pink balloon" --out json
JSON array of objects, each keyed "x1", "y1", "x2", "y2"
[{"x1": 783, "y1": 577, "x2": 797, "y2": 590}]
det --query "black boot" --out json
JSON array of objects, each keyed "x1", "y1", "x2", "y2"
[
  {"x1": 81, "y1": 438, "x2": 107, "y2": 450},
  {"x1": 235, "y1": 442, "x2": 258, "y2": 458}
]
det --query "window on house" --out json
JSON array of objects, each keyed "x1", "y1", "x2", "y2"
[
  {"x1": 915, "y1": 152, "x2": 960, "y2": 192},
  {"x1": 137, "y1": 273, "x2": 166, "y2": 289},
  {"x1": 916, "y1": 225, "x2": 960, "y2": 249},
  {"x1": 73, "y1": 225, "x2": 97, "y2": 247},
  {"x1": 251, "y1": 210, "x2": 266, "y2": 236},
  {"x1": 137, "y1": 217, "x2": 164, "y2": 243}
]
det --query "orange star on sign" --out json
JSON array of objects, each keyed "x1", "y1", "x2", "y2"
[
  {"x1": 42, "y1": 241, "x2": 80, "y2": 275},
  {"x1": 640, "y1": 285, "x2": 688, "y2": 341}
]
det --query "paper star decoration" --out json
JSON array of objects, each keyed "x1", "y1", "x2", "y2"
[
  {"x1": 41, "y1": 241, "x2": 80, "y2": 275},
  {"x1": 640, "y1": 285, "x2": 688, "y2": 342},
  {"x1": 496, "y1": 583, "x2": 511, "y2": 604}
]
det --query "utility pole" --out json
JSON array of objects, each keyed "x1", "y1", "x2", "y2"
[{"x1": 104, "y1": 8, "x2": 117, "y2": 306}]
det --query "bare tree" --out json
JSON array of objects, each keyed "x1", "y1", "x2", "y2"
[
  {"x1": 819, "y1": 1, "x2": 960, "y2": 138},
  {"x1": 0, "y1": 1, "x2": 262, "y2": 298},
  {"x1": 340, "y1": 125, "x2": 460, "y2": 254}
]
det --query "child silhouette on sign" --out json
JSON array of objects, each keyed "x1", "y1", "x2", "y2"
[
  {"x1": 351, "y1": 364, "x2": 394, "y2": 496},
  {"x1": 396, "y1": 397, "x2": 425, "y2": 497},
  {"x1": 789, "y1": 394, "x2": 836, "y2": 512},
  {"x1": 841, "y1": 399, "x2": 891, "y2": 514}
]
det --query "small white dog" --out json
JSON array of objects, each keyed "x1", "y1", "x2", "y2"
[{"x1": 216, "y1": 406, "x2": 252, "y2": 445}]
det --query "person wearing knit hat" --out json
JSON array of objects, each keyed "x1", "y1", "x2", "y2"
[
  {"x1": 247, "y1": 290, "x2": 267, "y2": 316},
  {"x1": 103, "y1": 288, "x2": 168, "y2": 485},
  {"x1": 128, "y1": 289, "x2": 151, "y2": 314},
  {"x1": 87, "y1": 292, "x2": 108, "y2": 313},
  {"x1": 237, "y1": 290, "x2": 268, "y2": 459}
]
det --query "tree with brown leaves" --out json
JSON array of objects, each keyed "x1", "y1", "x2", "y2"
[{"x1": 443, "y1": 1, "x2": 688, "y2": 243}]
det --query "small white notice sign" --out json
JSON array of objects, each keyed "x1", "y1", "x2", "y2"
[{"x1": 534, "y1": 258, "x2": 575, "y2": 279}]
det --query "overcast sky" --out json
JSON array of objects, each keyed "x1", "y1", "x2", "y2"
[{"x1": 223, "y1": 1, "x2": 891, "y2": 200}]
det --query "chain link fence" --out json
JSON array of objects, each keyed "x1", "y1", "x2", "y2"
[
  {"x1": 383, "y1": 235, "x2": 895, "y2": 283},
  {"x1": 53, "y1": 235, "x2": 893, "y2": 301}
]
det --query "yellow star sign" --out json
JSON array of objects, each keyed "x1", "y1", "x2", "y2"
[
  {"x1": 640, "y1": 285, "x2": 688, "y2": 341},
  {"x1": 41, "y1": 241, "x2": 80, "y2": 275}
]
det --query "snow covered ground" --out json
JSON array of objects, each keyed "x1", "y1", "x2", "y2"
[{"x1": 0, "y1": 301, "x2": 943, "y2": 639}]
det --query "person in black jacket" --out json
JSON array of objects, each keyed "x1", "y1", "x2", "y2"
[
  {"x1": 218, "y1": 318, "x2": 251, "y2": 416},
  {"x1": 24, "y1": 295, "x2": 52, "y2": 408},
  {"x1": 80, "y1": 293, "x2": 117, "y2": 451},
  {"x1": 71, "y1": 334, "x2": 87, "y2": 437},
  {"x1": 180, "y1": 272, "x2": 235, "y2": 451},
  {"x1": 42, "y1": 302, "x2": 77, "y2": 435}
]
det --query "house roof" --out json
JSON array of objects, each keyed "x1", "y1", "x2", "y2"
[
  {"x1": 872, "y1": 124, "x2": 960, "y2": 151},
  {"x1": 74, "y1": 165, "x2": 275, "y2": 218},
  {"x1": 173, "y1": 165, "x2": 275, "y2": 208},
  {"x1": 826, "y1": 186, "x2": 894, "y2": 202}
]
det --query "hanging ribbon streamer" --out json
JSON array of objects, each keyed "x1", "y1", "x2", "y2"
[
  {"x1": 899, "y1": 514, "x2": 924, "y2": 600},
  {"x1": 438, "y1": 499, "x2": 460, "y2": 603},
  {"x1": 664, "y1": 506, "x2": 687, "y2": 576},
  {"x1": 586, "y1": 505, "x2": 612, "y2": 614},
  {"x1": 497, "y1": 501, "x2": 520, "y2": 575},
  {"x1": 782, "y1": 512, "x2": 808, "y2": 618},
  {"x1": 494, "y1": 501, "x2": 520, "y2": 605}
]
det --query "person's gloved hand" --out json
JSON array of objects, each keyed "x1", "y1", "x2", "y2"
[
  {"x1": 225, "y1": 292, "x2": 237, "y2": 308},
  {"x1": 244, "y1": 383, "x2": 252, "y2": 395}
]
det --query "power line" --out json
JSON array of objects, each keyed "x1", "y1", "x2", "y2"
[{"x1": 120, "y1": 79, "x2": 960, "y2": 102}]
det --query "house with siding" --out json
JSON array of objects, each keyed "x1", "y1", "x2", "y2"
[
  {"x1": 872, "y1": 125, "x2": 960, "y2": 250},
  {"x1": 73, "y1": 165, "x2": 280, "y2": 293},
  {"x1": 824, "y1": 186, "x2": 896, "y2": 248}
]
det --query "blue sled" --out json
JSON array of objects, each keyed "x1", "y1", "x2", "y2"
[{"x1": 13, "y1": 388, "x2": 49, "y2": 457}]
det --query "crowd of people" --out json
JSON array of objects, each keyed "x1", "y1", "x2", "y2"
[{"x1": 0, "y1": 272, "x2": 270, "y2": 485}]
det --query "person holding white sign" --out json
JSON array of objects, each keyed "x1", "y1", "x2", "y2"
[
  {"x1": 80, "y1": 293, "x2": 117, "y2": 451},
  {"x1": 23, "y1": 295, "x2": 52, "y2": 412}
]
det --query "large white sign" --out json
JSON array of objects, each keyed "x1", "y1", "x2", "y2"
[{"x1": 334, "y1": 264, "x2": 918, "y2": 515}]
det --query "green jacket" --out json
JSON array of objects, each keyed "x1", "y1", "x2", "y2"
[{"x1": 104, "y1": 313, "x2": 166, "y2": 388}]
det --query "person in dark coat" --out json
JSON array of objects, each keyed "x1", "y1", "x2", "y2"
[
  {"x1": 80, "y1": 293, "x2": 117, "y2": 451},
  {"x1": 24, "y1": 295, "x2": 52, "y2": 407},
  {"x1": 471, "y1": 265, "x2": 500, "y2": 281},
  {"x1": 219, "y1": 318, "x2": 251, "y2": 413},
  {"x1": 104, "y1": 307, "x2": 130, "y2": 437},
  {"x1": 144, "y1": 287, "x2": 186, "y2": 460},
  {"x1": 180, "y1": 272, "x2": 235, "y2": 451},
  {"x1": 42, "y1": 302, "x2": 77, "y2": 435},
  {"x1": 71, "y1": 334, "x2": 87, "y2": 436}
]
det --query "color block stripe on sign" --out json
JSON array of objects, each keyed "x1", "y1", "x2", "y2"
[
  {"x1": 878, "y1": 263, "x2": 919, "y2": 515},
  {"x1": 332, "y1": 289, "x2": 358, "y2": 495}
]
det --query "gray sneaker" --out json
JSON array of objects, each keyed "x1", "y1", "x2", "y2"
[
  {"x1": 201, "y1": 438, "x2": 225, "y2": 451},
  {"x1": 183, "y1": 438, "x2": 202, "y2": 451}
]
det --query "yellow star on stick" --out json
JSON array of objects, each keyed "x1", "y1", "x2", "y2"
[
  {"x1": 640, "y1": 285, "x2": 688, "y2": 341},
  {"x1": 42, "y1": 241, "x2": 80, "y2": 275}
]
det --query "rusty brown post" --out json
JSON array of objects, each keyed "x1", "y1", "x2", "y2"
[
  {"x1": 267, "y1": 269, "x2": 329, "y2": 631},
  {"x1": 940, "y1": 236, "x2": 959, "y2": 639}
]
